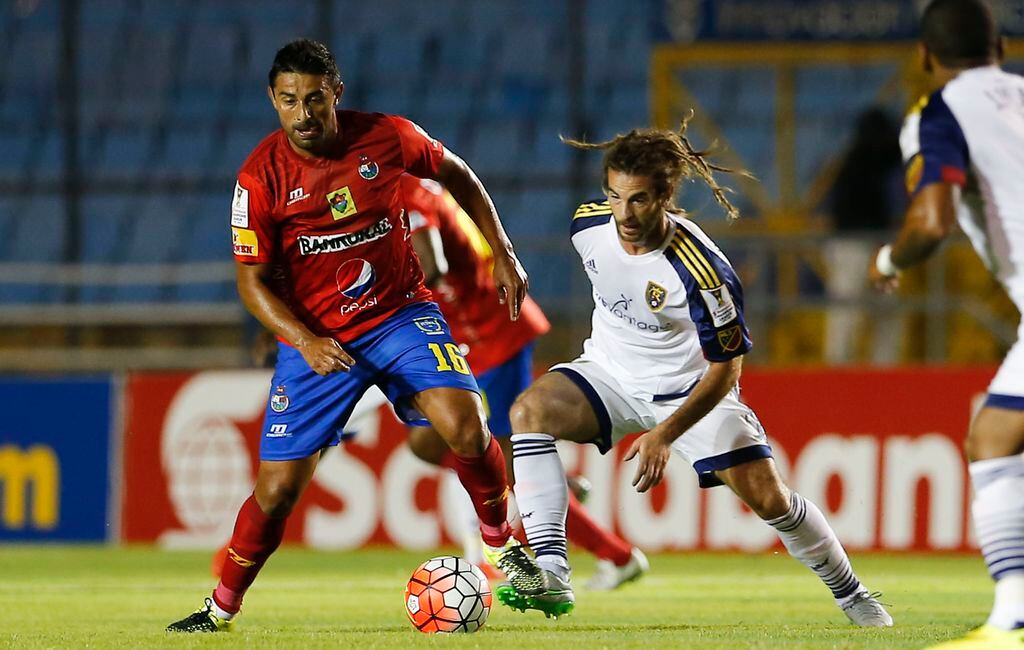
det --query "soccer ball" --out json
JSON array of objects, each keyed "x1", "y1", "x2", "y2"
[{"x1": 404, "y1": 555, "x2": 492, "y2": 633}]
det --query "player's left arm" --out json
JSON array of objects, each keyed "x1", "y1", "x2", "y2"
[
  {"x1": 869, "y1": 182, "x2": 959, "y2": 293},
  {"x1": 871, "y1": 93, "x2": 966, "y2": 292},
  {"x1": 625, "y1": 356, "x2": 743, "y2": 493},
  {"x1": 436, "y1": 150, "x2": 527, "y2": 320}
]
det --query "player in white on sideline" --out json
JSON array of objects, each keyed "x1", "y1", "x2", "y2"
[
  {"x1": 500, "y1": 119, "x2": 892, "y2": 626},
  {"x1": 870, "y1": 2, "x2": 1024, "y2": 648}
]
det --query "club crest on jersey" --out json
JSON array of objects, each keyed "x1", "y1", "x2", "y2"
[
  {"x1": 414, "y1": 316, "x2": 445, "y2": 336},
  {"x1": 717, "y1": 325, "x2": 743, "y2": 352},
  {"x1": 358, "y1": 155, "x2": 379, "y2": 180},
  {"x1": 270, "y1": 384, "x2": 289, "y2": 413},
  {"x1": 645, "y1": 281, "x2": 667, "y2": 312},
  {"x1": 336, "y1": 258, "x2": 376, "y2": 300},
  {"x1": 327, "y1": 186, "x2": 358, "y2": 221}
]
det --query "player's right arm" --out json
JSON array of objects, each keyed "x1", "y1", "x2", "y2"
[
  {"x1": 235, "y1": 262, "x2": 354, "y2": 375},
  {"x1": 231, "y1": 173, "x2": 353, "y2": 376}
]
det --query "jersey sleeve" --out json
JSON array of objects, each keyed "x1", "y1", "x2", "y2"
[
  {"x1": 231, "y1": 171, "x2": 274, "y2": 264},
  {"x1": 665, "y1": 229, "x2": 752, "y2": 361},
  {"x1": 903, "y1": 91, "x2": 969, "y2": 197},
  {"x1": 401, "y1": 176, "x2": 443, "y2": 233},
  {"x1": 388, "y1": 116, "x2": 445, "y2": 179}
]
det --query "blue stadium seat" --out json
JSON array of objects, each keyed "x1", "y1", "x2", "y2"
[
  {"x1": 8, "y1": 197, "x2": 65, "y2": 263},
  {"x1": 159, "y1": 126, "x2": 214, "y2": 177},
  {"x1": 465, "y1": 118, "x2": 524, "y2": 178},
  {"x1": 0, "y1": 132, "x2": 31, "y2": 181},
  {"x1": 95, "y1": 132, "x2": 153, "y2": 177},
  {"x1": 183, "y1": 194, "x2": 231, "y2": 262},
  {"x1": 80, "y1": 195, "x2": 132, "y2": 264}
]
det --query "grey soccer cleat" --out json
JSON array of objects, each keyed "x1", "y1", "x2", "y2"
[{"x1": 841, "y1": 590, "x2": 893, "y2": 627}]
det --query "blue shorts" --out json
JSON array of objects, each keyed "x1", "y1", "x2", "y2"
[
  {"x1": 477, "y1": 342, "x2": 535, "y2": 437},
  {"x1": 260, "y1": 302, "x2": 480, "y2": 461}
]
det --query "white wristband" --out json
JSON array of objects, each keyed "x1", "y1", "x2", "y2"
[{"x1": 875, "y1": 244, "x2": 900, "y2": 277}]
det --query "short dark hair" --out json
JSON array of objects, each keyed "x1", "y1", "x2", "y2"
[
  {"x1": 268, "y1": 39, "x2": 341, "y2": 88},
  {"x1": 921, "y1": 0, "x2": 999, "y2": 67}
]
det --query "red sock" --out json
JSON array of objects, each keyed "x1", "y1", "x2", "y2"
[
  {"x1": 450, "y1": 435, "x2": 512, "y2": 547},
  {"x1": 212, "y1": 494, "x2": 287, "y2": 613},
  {"x1": 566, "y1": 491, "x2": 633, "y2": 566}
]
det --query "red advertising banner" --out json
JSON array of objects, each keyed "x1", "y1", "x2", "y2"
[{"x1": 121, "y1": 367, "x2": 994, "y2": 551}]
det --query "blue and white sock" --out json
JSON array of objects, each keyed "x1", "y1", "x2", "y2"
[
  {"x1": 511, "y1": 433, "x2": 570, "y2": 580},
  {"x1": 970, "y1": 455, "x2": 1024, "y2": 631},
  {"x1": 767, "y1": 492, "x2": 863, "y2": 603}
]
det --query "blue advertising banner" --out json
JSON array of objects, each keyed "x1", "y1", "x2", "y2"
[{"x1": 0, "y1": 378, "x2": 114, "y2": 541}]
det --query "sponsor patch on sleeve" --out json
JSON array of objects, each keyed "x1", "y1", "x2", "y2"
[
  {"x1": 232, "y1": 227, "x2": 259, "y2": 257},
  {"x1": 700, "y1": 285, "x2": 738, "y2": 327},
  {"x1": 231, "y1": 181, "x2": 249, "y2": 227}
]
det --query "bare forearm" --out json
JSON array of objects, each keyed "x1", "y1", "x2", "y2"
[
  {"x1": 660, "y1": 360, "x2": 741, "y2": 443},
  {"x1": 890, "y1": 225, "x2": 945, "y2": 268},
  {"x1": 440, "y1": 155, "x2": 513, "y2": 255},
  {"x1": 239, "y1": 280, "x2": 316, "y2": 348}
]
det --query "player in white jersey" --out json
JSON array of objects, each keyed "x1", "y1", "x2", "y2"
[
  {"x1": 500, "y1": 120, "x2": 892, "y2": 626},
  {"x1": 870, "y1": 2, "x2": 1024, "y2": 648}
]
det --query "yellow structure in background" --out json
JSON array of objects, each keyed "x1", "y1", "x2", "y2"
[{"x1": 650, "y1": 41, "x2": 1022, "y2": 365}]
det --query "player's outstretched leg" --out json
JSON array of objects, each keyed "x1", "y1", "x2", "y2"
[
  {"x1": 501, "y1": 432, "x2": 576, "y2": 618},
  {"x1": 415, "y1": 387, "x2": 547, "y2": 597},
  {"x1": 926, "y1": 406, "x2": 1024, "y2": 649},
  {"x1": 719, "y1": 459, "x2": 893, "y2": 627},
  {"x1": 168, "y1": 455, "x2": 317, "y2": 632}
]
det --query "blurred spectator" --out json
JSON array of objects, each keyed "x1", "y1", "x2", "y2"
[{"x1": 824, "y1": 107, "x2": 906, "y2": 364}]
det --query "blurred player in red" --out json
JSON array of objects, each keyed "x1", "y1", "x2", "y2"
[
  {"x1": 401, "y1": 175, "x2": 648, "y2": 589},
  {"x1": 167, "y1": 39, "x2": 546, "y2": 633}
]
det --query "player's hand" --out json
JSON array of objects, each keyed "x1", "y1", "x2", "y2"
[
  {"x1": 492, "y1": 248, "x2": 528, "y2": 321},
  {"x1": 296, "y1": 337, "x2": 355, "y2": 376},
  {"x1": 623, "y1": 428, "x2": 673, "y2": 493},
  {"x1": 868, "y1": 247, "x2": 900, "y2": 294}
]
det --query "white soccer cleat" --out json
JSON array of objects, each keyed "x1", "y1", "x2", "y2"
[
  {"x1": 840, "y1": 590, "x2": 893, "y2": 627},
  {"x1": 585, "y1": 547, "x2": 649, "y2": 591}
]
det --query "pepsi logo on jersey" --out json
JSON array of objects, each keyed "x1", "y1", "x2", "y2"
[{"x1": 336, "y1": 259, "x2": 379, "y2": 315}]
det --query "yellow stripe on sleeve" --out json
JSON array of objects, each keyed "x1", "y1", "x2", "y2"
[
  {"x1": 680, "y1": 236, "x2": 721, "y2": 286},
  {"x1": 670, "y1": 240, "x2": 713, "y2": 289}
]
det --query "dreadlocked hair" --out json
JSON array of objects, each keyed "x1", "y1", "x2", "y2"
[{"x1": 562, "y1": 113, "x2": 749, "y2": 220}]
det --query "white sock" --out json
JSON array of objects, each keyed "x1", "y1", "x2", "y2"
[
  {"x1": 511, "y1": 433, "x2": 569, "y2": 574},
  {"x1": 766, "y1": 492, "x2": 863, "y2": 602},
  {"x1": 970, "y1": 455, "x2": 1024, "y2": 630}
]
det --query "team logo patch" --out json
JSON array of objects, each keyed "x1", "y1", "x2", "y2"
[
  {"x1": 699, "y1": 284, "x2": 738, "y2": 326},
  {"x1": 414, "y1": 316, "x2": 445, "y2": 335},
  {"x1": 231, "y1": 181, "x2": 249, "y2": 226},
  {"x1": 717, "y1": 325, "x2": 743, "y2": 352},
  {"x1": 645, "y1": 281, "x2": 667, "y2": 312},
  {"x1": 905, "y1": 154, "x2": 924, "y2": 194},
  {"x1": 327, "y1": 186, "x2": 358, "y2": 221},
  {"x1": 358, "y1": 155, "x2": 379, "y2": 180},
  {"x1": 336, "y1": 258, "x2": 376, "y2": 299},
  {"x1": 232, "y1": 227, "x2": 258, "y2": 256},
  {"x1": 270, "y1": 384, "x2": 289, "y2": 413}
]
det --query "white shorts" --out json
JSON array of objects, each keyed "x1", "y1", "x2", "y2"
[
  {"x1": 551, "y1": 358, "x2": 772, "y2": 488},
  {"x1": 988, "y1": 317, "x2": 1024, "y2": 405}
]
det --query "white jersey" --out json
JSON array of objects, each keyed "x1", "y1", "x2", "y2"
[
  {"x1": 568, "y1": 201, "x2": 752, "y2": 401},
  {"x1": 900, "y1": 65, "x2": 1024, "y2": 307}
]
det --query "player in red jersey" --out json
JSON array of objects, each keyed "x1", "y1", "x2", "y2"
[
  {"x1": 167, "y1": 39, "x2": 545, "y2": 633},
  {"x1": 401, "y1": 175, "x2": 649, "y2": 589}
]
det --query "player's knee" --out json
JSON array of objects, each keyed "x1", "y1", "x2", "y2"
[
  {"x1": 748, "y1": 487, "x2": 791, "y2": 520},
  {"x1": 441, "y1": 412, "x2": 488, "y2": 457},
  {"x1": 255, "y1": 481, "x2": 304, "y2": 518},
  {"x1": 509, "y1": 389, "x2": 555, "y2": 433}
]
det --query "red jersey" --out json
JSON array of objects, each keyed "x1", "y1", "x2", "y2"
[
  {"x1": 402, "y1": 175, "x2": 549, "y2": 374},
  {"x1": 231, "y1": 110, "x2": 442, "y2": 341}
]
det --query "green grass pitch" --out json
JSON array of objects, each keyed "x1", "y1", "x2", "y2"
[{"x1": 0, "y1": 546, "x2": 989, "y2": 648}]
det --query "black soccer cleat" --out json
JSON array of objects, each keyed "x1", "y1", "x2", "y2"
[{"x1": 166, "y1": 597, "x2": 234, "y2": 633}]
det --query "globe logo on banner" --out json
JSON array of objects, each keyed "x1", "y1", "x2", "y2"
[{"x1": 336, "y1": 259, "x2": 376, "y2": 300}]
